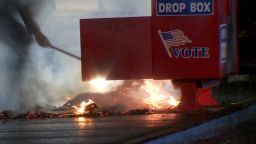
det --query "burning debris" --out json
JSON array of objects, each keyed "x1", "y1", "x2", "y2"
[
  {"x1": 0, "y1": 79, "x2": 181, "y2": 120},
  {"x1": 141, "y1": 80, "x2": 181, "y2": 110},
  {"x1": 0, "y1": 110, "x2": 59, "y2": 120},
  {"x1": 72, "y1": 99, "x2": 95, "y2": 114},
  {"x1": 71, "y1": 99, "x2": 101, "y2": 116}
]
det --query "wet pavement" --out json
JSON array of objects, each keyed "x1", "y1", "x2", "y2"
[{"x1": 0, "y1": 113, "x2": 219, "y2": 144}]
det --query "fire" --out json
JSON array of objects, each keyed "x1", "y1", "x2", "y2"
[
  {"x1": 88, "y1": 77, "x2": 123, "y2": 92},
  {"x1": 141, "y1": 80, "x2": 180, "y2": 110},
  {"x1": 89, "y1": 77, "x2": 109, "y2": 91},
  {"x1": 72, "y1": 99, "x2": 94, "y2": 115},
  {"x1": 168, "y1": 96, "x2": 180, "y2": 107}
]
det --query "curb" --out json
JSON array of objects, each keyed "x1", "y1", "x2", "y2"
[{"x1": 145, "y1": 104, "x2": 256, "y2": 144}]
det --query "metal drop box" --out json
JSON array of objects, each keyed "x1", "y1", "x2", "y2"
[{"x1": 80, "y1": 0, "x2": 238, "y2": 81}]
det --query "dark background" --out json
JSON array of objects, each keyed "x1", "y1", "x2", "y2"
[{"x1": 238, "y1": 0, "x2": 256, "y2": 74}]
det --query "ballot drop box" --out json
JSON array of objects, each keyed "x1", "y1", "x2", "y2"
[{"x1": 80, "y1": 0, "x2": 237, "y2": 81}]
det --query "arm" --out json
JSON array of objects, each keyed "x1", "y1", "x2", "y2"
[{"x1": 19, "y1": 5, "x2": 52, "y2": 48}]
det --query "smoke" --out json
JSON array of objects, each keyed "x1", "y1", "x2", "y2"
[{"x1": 0, "y1": 0, "x2": 151, "y2": 111}]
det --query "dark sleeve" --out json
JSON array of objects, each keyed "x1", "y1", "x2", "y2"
[{"x1": 17, "y1": 1, "x2": 42, "y2": 34}]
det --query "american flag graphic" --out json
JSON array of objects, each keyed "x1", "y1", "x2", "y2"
[
  {"x1": 158, "y1": 29, "x2": 192, "y2": 48},
  {"x1": 158, "y1": 29, "x2": 192, "y2": 58}
]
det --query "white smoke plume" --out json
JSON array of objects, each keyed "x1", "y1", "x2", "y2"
[{"x1": 0, "y1": 0, "x2": 151, "y2": 111}]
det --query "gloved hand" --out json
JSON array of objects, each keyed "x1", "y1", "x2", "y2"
[{"x1": 34, "y1": 31, "x2": 52, "y2": 48}]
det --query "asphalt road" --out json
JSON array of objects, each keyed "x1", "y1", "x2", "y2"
[{"x1": 0, "y1": 113, "x2": 218, "y2": 144}]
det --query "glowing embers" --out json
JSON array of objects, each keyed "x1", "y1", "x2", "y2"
[{"x1": 141, "y1": 80, "x2": 180, "y2": 110}]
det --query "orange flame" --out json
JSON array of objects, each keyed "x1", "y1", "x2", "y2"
[
  {"x1": 141, "y1": 80, "x2": 180, "y2": 110},
  {"x1": 72, "y1": 99, "x2": 94, "y2": 115}
]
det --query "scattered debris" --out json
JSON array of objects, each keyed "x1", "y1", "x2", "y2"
[
  {"x1": 0, "y1": 111, "x2": 12, "y2": 120},
  {"x1": 128, "y1": 109, "x2": 150, "y2": 115}
]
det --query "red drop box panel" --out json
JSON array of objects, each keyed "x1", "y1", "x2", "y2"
[
  {"x1": 80, "y1": 17, "x2": 152, "y2": 81},
  {"x1": 80, "y1": 0, "x2": 237, "y2": 81},
  {"x1": 152, "y1": 0, "x2": 233, "y2": 79}
]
